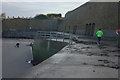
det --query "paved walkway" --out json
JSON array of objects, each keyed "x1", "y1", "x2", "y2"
[{"x1": 20, "y1": 37, "x2": 119, "y2": 78}]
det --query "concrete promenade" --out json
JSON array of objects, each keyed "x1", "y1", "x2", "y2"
[{"x1": 20, "y1": 37, "x2": 119, "y2": 78}]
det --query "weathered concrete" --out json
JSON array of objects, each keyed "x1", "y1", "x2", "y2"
[
  {"x1": 32, "y1": 39, "x2": 67, "y2": 66},
  {"x1": 20, "y1": 38, "x2": 119, "y2": 78},
  {"x1": 2, "y1": 19, "x2": 30, "y2": 31},
  {"x1": 2, "y1": 31, "x2": 36, "y2": 38},
  {"x1": 2, "y1": 19, "x2": 60, "y2": 31},
  {"x1": 29, "y1": 19, "x2": 58, "y2": 31}
]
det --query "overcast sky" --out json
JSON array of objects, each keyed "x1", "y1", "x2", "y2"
[
  {"x1": 2, "y1": 0, "x2": 89, "y2": 2},
  {"x1": 2, "y1": 2, "x2": 86, "y2": 17},
  {"x1": 2, "y1": 0, "x2": 119, "y2": 2},
  {"x1": 2, "y1": 0, "x2": 118, "y2": 18}
]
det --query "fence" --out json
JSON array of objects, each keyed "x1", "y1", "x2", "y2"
[{"x1": 36, "y1": 31, "x2": 73, "y2": 44}]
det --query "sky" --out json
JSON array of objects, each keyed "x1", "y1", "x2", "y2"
[
  {"x1": 1, "y1": 0, "x2": 89, "y2": 17},
  {"x1": 2, "y1": 0, "x2": 89, "y2": 2},
  {"x1": 2, "y1": 0, "x2": 119, "y2": 18},
  {"x1": 2, "y1": 0, "x2": 119, "y2": 2}
]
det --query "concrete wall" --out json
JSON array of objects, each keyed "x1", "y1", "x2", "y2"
[
  {"x1": 32, "y1": 39, "x2": 67, "y2": 65},
  {"x1": 2, "y1": 19, "x2": 30, "y2": 31},
  {"x1": 29, "y1": 19, "x2": 58, "y2": 31},
  {"x1": 59, "y1": 2, "x2": 119, "y2": 37},
  {"x1": 2, "y1": 31, "x2": 36, "y2": 38},
  {"x1": 2, "y1": 19, "x2": 60, "y2": 38},
  {"x1": 2, "y1": 19, "x2": 59, "y2": 31}
]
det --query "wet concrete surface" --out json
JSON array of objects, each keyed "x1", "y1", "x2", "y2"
[
  {"x1": 20, "y1": 38, "x2": 119, "y2": 78},
  {"x1": 2, "y1": 38, "x2": 34, "y2": 78}
]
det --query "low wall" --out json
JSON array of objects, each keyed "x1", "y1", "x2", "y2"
[{"x1": 2, "y1": 31, "x2": 36, "y2": 38}]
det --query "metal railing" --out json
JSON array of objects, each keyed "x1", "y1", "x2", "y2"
[{"x1": 35, "y1": 31, "x2": 73, "y2": 44}]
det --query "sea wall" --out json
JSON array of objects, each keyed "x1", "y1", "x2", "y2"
[{"x1": 32, "y1": 39, "x2": 68, "y2": 65}]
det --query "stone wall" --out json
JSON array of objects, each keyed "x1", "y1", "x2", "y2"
[{"x1": 59, "y1": 2, "x2": 119, "y2": 37}]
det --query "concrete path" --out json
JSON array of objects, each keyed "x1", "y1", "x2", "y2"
[
  {"x1": 2, "y1": 39, "x2": 34, "y2": 78},
  {"x1": 20, "y1": 38, "x2": 119, "y2": 78}
]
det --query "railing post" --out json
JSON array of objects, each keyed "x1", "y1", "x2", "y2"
[
  {"x1": 71, "y1": 33, "x2": 72, "y2": 45},
  {"x1": 47, "y1": 40, "x2": 50, "y2": 51},
  {"x1": 50, "y1": 32, "x2": 51, "y2": 40},
  {"x1": 45, "y1": 31, "x2": 46, "y2": 38},
  {"x1": 69, "y1": 34, "x2": 70, "y2": 44},
  {"x1": 56, "y1": 32, "x2": 57, "y2": 41},
  {"x1": 69, "y1": 33, "x2": 72, "y2": 45},
  {"x1": 63, "y1": 32, "x2": 64, "y2": 42},
  {"x1": 39, "y1": 31, "x2": 41, "y2": 38}
]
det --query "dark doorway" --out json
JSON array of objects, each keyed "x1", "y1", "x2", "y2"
[
  {"x1": 73, "y1": 25, "x2": 77, "y2": 34},
  {"x1": 85, "y1": 23, "x2": 95, "y2": 36},
  {"x1": 69, "y1": 26, "x2": 70, "y2": 33},
  {"x1": 90, "y1": 23, "x2": 95, "y2": 36},
  {"x1": 85, "y1": 24, "x2": 89, "y2": 35}
]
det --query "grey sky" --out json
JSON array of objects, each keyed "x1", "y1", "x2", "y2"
[
  {"x1": 2, "y1": 0, "x2": 89, "y2": 2},
  {"x1": 2, "y1": 2, "x2": 86, "y2": 17}
]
